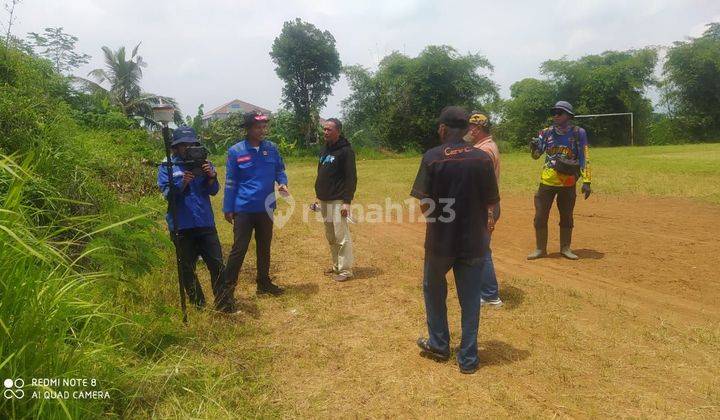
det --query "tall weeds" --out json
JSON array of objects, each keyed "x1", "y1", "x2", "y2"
[{"x1": 0, "y1": 154, "x2": 131, "y2": 417}]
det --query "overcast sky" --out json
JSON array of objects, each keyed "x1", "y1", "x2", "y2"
[{"x1": 9, "y1": 0, "x2": 720, "y2": 118}]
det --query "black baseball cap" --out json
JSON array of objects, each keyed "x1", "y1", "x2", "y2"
[{"x1": 438, "y1": 106, "x2": 469, "y2": 129}]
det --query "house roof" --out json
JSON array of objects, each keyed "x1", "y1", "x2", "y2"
[{"x1": 202, "y1": 99, "x2": 272, "y2": 119}]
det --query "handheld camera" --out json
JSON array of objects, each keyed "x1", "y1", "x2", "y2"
[{"x1": 180, "y1": 145, "x2": 209, "y2": 177}]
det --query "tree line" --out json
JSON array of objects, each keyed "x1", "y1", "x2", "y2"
[
  {"x1": 236, "y1": 19, "x2": 720, "y2": 151},
  {"x1": 5, "y1": 17, "x2": 720, "y2": 151}
]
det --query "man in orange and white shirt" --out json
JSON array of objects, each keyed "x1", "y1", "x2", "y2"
[{"x1": 465, "y1": 112, "x2": 502, "y2": 307}]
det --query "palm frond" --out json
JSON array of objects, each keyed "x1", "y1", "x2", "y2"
[
  {"x1": 100, "y1": 46, "x2": 116, "y2": 70},
  {"x1": 70, "y1": 76, "x2": 109, "y2": 95},
  {"x1": 131, "y1": 42, "x2": 141, "y2": 59},
  {"x1": 87, "y1": 68, "x2": 109, "y2": 85},
  {"x1": 116, "y1": 46, "x2": 126, "y2": 67}
]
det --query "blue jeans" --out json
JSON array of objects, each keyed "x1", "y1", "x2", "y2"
[
  {"x1": 480, "y1": 203, "x2": 500, "y2": 300},
  {"x1": 423, "y1": 253, "x2": 486, "y2": 370},
  {"x1": 479, "y1": 251, "x2": 498, "y2": 300}
]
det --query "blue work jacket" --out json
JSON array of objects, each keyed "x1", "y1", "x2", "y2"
[
  {"x1": 157, "y1": 156, "x2": 219, "y2": 231},
  {"x1": 222, "y1": 139, "x2": 288, "y2": 214}
]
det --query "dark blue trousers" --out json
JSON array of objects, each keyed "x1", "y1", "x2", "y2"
[{"x1": 423, "y1": 253, "x2": 486, "y2": 370}]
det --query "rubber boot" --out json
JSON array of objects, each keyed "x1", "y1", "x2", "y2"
[
  {"x1": 527, "y1": 227, "x2": 548, "y2": 260},
  {"x1": 560, "y1": 228, "x2": 579, "y2": 260}
]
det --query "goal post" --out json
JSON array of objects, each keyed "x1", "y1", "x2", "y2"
[{"x1": 574, "y1": 112, "x2": 634, "y2": 146}]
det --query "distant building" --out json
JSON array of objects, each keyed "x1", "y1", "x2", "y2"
[{"x1": 202, "y1": 99, "x2": 273, "y2": 126}]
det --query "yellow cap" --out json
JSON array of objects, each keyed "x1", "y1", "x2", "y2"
[{"x1": 468, "y1": 113, "x2": 489, "y2": 127}]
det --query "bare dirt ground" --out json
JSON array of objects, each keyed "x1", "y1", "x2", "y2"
[{"x1": 200, "y1": 191, "x2": 720, "y2": 418}]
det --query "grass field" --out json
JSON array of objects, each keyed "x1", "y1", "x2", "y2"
[
  {"x1": 128, "y1": 143, "x2": 720, "y2": 417},
  {"x1": 501, "y1": 143, "x2": 720, "y2": 203}
]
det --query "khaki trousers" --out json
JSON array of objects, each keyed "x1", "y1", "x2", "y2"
[{"x1": 320, "y1": 200, "x2": 353, "y2": 276}]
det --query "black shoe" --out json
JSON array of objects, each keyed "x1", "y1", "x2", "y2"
[
  {"x1": 459, "y1": 363, "x2": 479, "y2": 374},
  {"x1": 215, "y1": 298, "x2": 240, "y2": 315},
  {"x1": 190, "y1": 299, "x2": 206, "y2": 310},
  {"x1": 257, "y1": 282, "x2": 284, "y2": 296},
  {"x1": 216, "y1": 303, "x2": 241, "y2": 315},
  {"x1": 218, "y1": 306, "x2": 242, "y2": 315},
  {"x1": 416, "y1": 338, "x2": 450, "y2": 362}
]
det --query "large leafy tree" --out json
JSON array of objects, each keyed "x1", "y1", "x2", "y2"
[
  {"x1": 662, "y1": 22, "x2": 720, "y2": 140},
  {"x1": 270, "y1": 19, "x2": 341, "y2": 146},
  {"x1": 78, "y1": 43, "x2": 181, "y2": 127},
  {"x1": 539, "y1": 48, "x2": 658, "y2": 146},
  {"x1": 27, "y1": 27, "x2": 91, "y2": 74},
  {"x1": 342, "y1": 45, "x2": 498, "y2": 151},
  {"x1": 494, "y1": 78, "x2": 557, "y2": 148}
]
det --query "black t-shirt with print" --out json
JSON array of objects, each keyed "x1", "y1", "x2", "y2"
[{"x1": 411, "y1": 139, "x2": 500, "y2": 259}]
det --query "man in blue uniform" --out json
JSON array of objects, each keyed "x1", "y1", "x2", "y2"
[
  {"x1": 224, "y1": 111, "x2": 289, "y2": 302},
  {"x1": 527, "y1": 101, "x2": 592, "y2": 260},
  {"x1": 157, "y1": 127, "x2": 227, "y2": 311},
  {"x1": 411, "y1": 106, "x2": 500, "y2": 374}
]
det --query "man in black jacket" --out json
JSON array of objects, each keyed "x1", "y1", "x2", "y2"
[{"x1": 315, "y1": 118, "x2": 357, "y2": 281}]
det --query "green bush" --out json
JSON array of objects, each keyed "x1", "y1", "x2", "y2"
[
  {"x1": 0, "y1": 154, "x2": 178, "y2": 418},
  {"x1": 1, "y1": 41, "x2": 180, "y2": 419},
  {"x1": 67, "y1": 93, "x2": 135, "y2": 130},
  {"x1": 647, "y1": 116, "x2": 689, "y2": 145},
  {"x1": 203, "y1": 109, "x2": 324, "y2": 157},
  {"x1": 342, "y1": 46, "x2": 499, "y2": 151}
]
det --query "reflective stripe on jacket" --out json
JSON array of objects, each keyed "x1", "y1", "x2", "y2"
[{"x1": 223, "y1": 139, "x2": 288, "y2": 214}]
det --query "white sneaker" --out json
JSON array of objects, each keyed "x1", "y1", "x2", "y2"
[
  {"x1": 333, "y1": 273, "x2": 351, "y2": 282},
  {"x1": 481, "y1": 297, "x2": 503, "y2": 307}
]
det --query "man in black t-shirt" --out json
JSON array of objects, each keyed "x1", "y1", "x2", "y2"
[{"x1": 410, "y1": 106, "x2": 500, "y2": 374}]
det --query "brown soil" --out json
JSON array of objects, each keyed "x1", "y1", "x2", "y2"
[{"x1": 211, "y1": 194, "x2": 720, "y2": 417}]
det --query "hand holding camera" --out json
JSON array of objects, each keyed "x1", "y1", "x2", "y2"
[
  {"x1": 529, "y1": 137, "x2": 544, "y2": 159},
  {"x1": 180, "y1": 145, "x2": 210, "y2": 177},
  {"x1": 202, "y1": 162, "x2": 216, "y2": 179},
  {"x1": 182, "y1": 171, "x2": 195, "y2": 189},
  {"x1": 529, "y1": 137, "x2": 541, "y2": 150}
]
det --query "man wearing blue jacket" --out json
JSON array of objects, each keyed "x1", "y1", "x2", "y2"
[
  {"x1": 224, "y1": 111, "x2": 289, "y2": 298},
  {"x1": 157, "y1": 127, "x2": 229, "y2": 311}
]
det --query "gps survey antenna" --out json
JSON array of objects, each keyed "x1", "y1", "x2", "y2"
[{"x1": 152, "y1": 103, "x2": 188, "y2": 324}]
